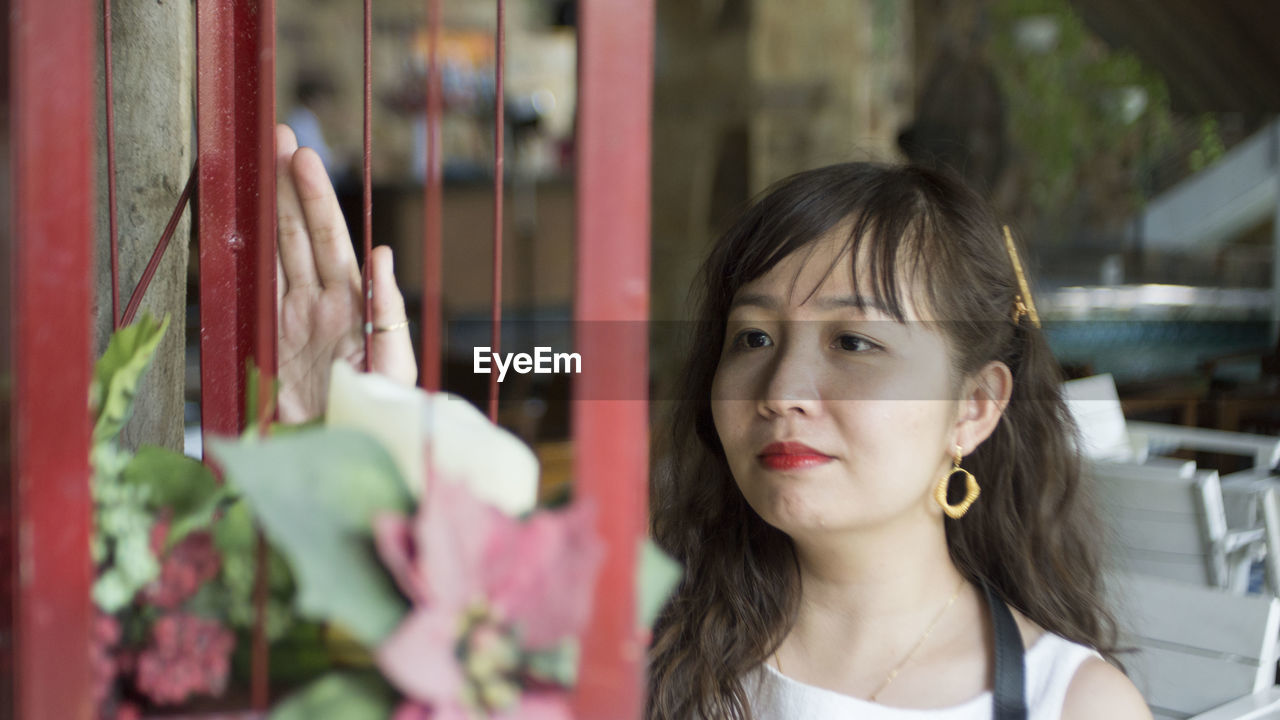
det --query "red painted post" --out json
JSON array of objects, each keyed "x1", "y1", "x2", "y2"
[
  {"x1": 5, "y1": 0, "x2": 97, "y2": 718},
  {"x1": 196, "y1": 0, "x2": 276, "y2": 442},
  {"x1": 570, "y1": 1, "x2": 655, "y2": 718},
  {"x1": 196, "y1": 0, "x2": 277, "y2": 708}
]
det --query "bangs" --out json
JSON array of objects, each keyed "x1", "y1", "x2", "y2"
[{"x1": 718, "y1": 164, "x2": 943, "y2": 323}]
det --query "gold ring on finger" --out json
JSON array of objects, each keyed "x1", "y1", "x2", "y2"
[{"x1": 371, "y1": 320, "x2": 410, "y2": 333}]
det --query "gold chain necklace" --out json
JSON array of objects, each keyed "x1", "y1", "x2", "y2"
[{"x1": 773, "y1": 577, "x2": 966, "y2": 703}]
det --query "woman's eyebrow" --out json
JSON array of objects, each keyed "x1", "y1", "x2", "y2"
[
  {"x1": 728, "y1": 292, "x2": 779, "y2": 312},
  {"x1": 812, "y1": 295, "x2": 890, "y2": 314},
  {"x1": 728, "y1": 293, "x2": 890, "y2": 315}
]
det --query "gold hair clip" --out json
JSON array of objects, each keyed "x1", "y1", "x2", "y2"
[{"x1": 1003, "y1": 225, "x2": 1040, "y2": 328}]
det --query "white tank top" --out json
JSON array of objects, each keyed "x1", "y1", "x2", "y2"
[{"x1": 741, "y1": 632, "x2": 1101, "y2": 720}]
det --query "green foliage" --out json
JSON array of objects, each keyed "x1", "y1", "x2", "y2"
[
  {"x1": 90, "y1": 315, "x2": 170, "y2": 612},
  {"x1": 243, "y1": 362, "x2": 281, "y2": 436},
  {"x1": 91, "y1": 314, "x2": 170, "y2": 444},
  {"x1": 208, "y1": 428, "x2": 413, "y2": 646},
  {"x1": 188, "y1": 499, "x2": 298, "y2": 642},
  {"x1": 90, "y1": 314, "x2": 244, "y2": 617},
  {"x1": 124, "y1": 444, "x2": 226, "y2": 549},
  {"x1": 988, "y1": 0, "x2": 1174, "y2": 224},
  {"x1": 638, "y1": 539, "x2": 683, "y2": 631},
  {"x1": 1189, "y1": 115, "x2": 1226, "y2": 172},
  {"x1": 524, "y1": 641, "x2": 580, "y2": 688},
  {"x1": 269, "y1": 672, "x2": 395, "y2": 720}
]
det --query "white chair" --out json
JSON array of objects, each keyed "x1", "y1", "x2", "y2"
[
  {"x1": 1064, "y1": 374, "x2": 1280, "y2": 474},
  {"x1": 1068, "y1": 374, "x2": 1280, "y2": 593},
  {"x1": 1091, "y1": 461, "x2": 1266, "y2": 593},
  {"x1": 1110, "y1": 573, "x2": 1280, "y2": 719}
]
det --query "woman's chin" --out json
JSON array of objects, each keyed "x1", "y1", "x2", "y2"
[{"x1": 744, "y1": 481, "x2": 841, "y2": 534}]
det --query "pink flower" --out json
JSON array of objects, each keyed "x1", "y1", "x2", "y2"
[
  {"x1": 143, "y1": 523, "x2": 221, "y2": 610},
  {"x1": 372, "y1": 477, "x2": 603, "y2": 719},
  {"x1": 90, "y1": 612, "x2": 121, "y2": 707},
  {"x1": 134, "y1": 612, "x2": 235, "y2": 705}
]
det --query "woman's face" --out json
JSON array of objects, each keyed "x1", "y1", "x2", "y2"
[{"x1": 710, "y1": 231, "x2": 962, "y2": 538}]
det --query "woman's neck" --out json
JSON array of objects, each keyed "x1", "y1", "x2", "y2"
[{"x1": 779, "y1": 507, "x2": 972, "y2": 684}]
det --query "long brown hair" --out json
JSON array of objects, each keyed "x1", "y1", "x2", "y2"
[{"x1": 647, "y1": 163, "x2": 1121, "y2": 719}]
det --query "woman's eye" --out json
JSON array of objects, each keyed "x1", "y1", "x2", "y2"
[
  {"x1": 731, "y1": 329, "x2": 773, "y2": 350},
  {"x1": 836, "y1": 334, "x2": 879, "y2": 352}
]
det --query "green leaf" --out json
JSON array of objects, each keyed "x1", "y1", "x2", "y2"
[
  {"x1": 90, "y1": 314, "x2": 169, "y2": 444},
  {"x1": 114, "y1": 522, "x2": 159, "y2": 584},
  {"x1": 524, "y1": 640, "x2": 580, "y2": 687},
  {"x1": 124, "y1": 445, "x2": 228, "y2": 547},
  {"x1": 211, "y1": 501, "x2": 298, "y2": 641},
  {"x1": 125, "y1": 445, "x2": 220, "y2": 510},
  {"x1": 208, "y1": 428, "x2": 412, "y2": 646},
  {"x1": 242, "y1": 362, "x2": 281, "y2": 436},
  {"x1": 269, "y1": 672, "x2": 395, "y2": 720},
  {"x1": 637, "y1": 540, "x2": 683, "y2": 631},
  {"x1": 92, "y1": 569, "x2": 137, "y2": 613}
]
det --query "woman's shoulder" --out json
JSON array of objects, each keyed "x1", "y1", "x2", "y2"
[
  {"x1": 1006, "y1": 610, "x2": 1149, "y2": 720},
  {"x1": 1059, "y1": 658, "x2": 1151, "y2": 719}
]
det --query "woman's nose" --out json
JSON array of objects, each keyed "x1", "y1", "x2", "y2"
[{"x1": 756, "y1": 343, "x2": 822, "y2": 418}]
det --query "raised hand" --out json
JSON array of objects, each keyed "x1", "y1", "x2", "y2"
[{"x1": 275, "y1": 124, "x2": 417, "y2": 423}]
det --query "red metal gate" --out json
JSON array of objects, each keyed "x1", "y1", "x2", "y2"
[{"x1": 3, "y1": 0, "x2": 654, "y2": 718}]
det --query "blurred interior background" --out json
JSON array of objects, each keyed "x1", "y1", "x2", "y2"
[{"x1": 197, "y1": 0, "x2": 1280, "y2": 453}]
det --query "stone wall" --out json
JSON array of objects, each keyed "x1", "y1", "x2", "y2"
[{"x1": 94, "y1": 0, "x2": 193, "y2": 452}]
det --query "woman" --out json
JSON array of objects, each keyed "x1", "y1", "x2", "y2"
[
  {"x1": 273, "y1": 125, "x2": 1149, "y2": 718},
  {"x1": 647, "y1": 164, "x2": 1149, "y2": 719}
]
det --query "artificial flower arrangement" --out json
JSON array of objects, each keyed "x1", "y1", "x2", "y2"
[
  {"x1": 209, "y1": 364, "x2": 681, "y2": 719},
  {"x1": 90, "y1": 315, "x2": 296, "y2": 720},
  {"x1": 91, "y1": 316, "x2": 680, "y2": 719}
]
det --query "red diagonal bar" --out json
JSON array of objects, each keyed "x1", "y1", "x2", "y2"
[
  {"x1": 7, "y1": 0, "x2": 96, "y2": 717},
  {"x1": 570, "y1": 1, "x2": 655, "y2": 718},
  {"x1": 121, "y1": 163, "x2": 197, "y2": 327}
]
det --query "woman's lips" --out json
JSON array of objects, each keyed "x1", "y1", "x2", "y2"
[{"x1": 758, "y1": 442, "x2": 833, "y2": 471}]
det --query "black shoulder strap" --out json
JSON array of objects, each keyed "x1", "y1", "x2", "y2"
[{"x1": 984, "y1": 582, "x2": 1028, "y2": 720}]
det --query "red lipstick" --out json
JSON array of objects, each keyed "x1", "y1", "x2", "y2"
[{"x1": 758, "y1": 442, "x2": 833, "y2": 471}]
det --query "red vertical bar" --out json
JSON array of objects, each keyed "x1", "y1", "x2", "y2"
[
  {"x1": 570, "y1": 1, "x2": 654, "y2": 718},
  {"x1": 196, "y1": 2, "x2": 276, "y2": 707},
  {"x1": 488, "y1": 0, "x2": 505, "y2": 423},
  {"x1": 7, "y1": 0, "x2": 96, "y2": 717},
  {"x1": 420, "y1": 0, "x2": 443, "y2": 392},
  {"x1": 251, "y1": 0, "x2": 278, "y2": 710},
  {"x1": 196, "y1": 0, "x2": 274, "y2": 440},
  {"x1": 0, "y1": 0, "x2": 12, "y2": 709},
  {"x1": 361, "y1": 0, "x2": 373, "y2": 371}
]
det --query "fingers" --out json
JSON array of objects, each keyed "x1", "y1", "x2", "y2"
[
  {"x1": 370, "y1": 245, "x2": 419, "y2": 387},
  {"x1": 291, "y1": 147, "x2": 360, "y2": 290},
  {"x1": 276, "y1": 124, "x2": 319, "y2": 293}
]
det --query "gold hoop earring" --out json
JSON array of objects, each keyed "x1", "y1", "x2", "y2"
[{"x1": 934, "y1": 446, "x2": 980, "y2": 519}]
